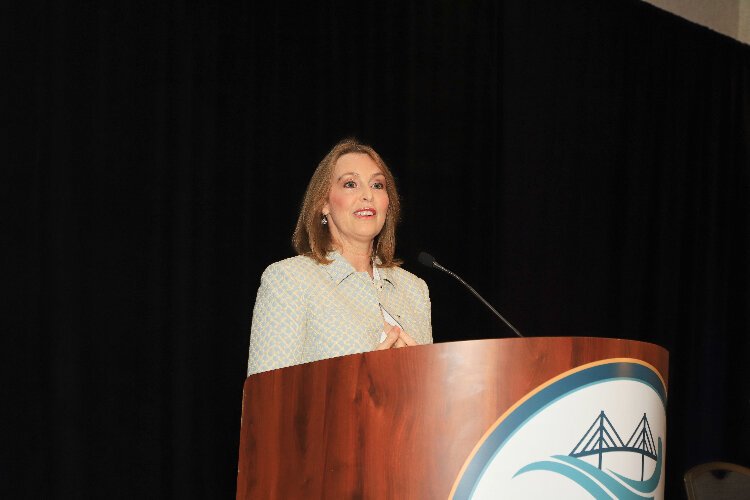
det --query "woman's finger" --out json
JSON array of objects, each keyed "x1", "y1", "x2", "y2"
[
  {"x1": 398, "y1": 329, "x2": 418, "y2": 346},
  {"x1": 375, "y1": 326, "x2": 400, "y2": 350}
]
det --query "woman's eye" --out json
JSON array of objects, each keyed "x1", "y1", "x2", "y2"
[
  {"x1": 343, "y1": 180, "x2": 357, "y2": 188},
  {"x1": 372, "y1": 181, "x2": 385, "y2": 189}
]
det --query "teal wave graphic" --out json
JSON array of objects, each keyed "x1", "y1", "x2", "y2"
[
  {"x1": 608, "y1": 439, "x2": 663, "y2": 493},
  {"x1": 514, "y1": 439, "x2": 662, "y2": 499},
  {"x1": 514, "y1": 461, "x2": 614, "y2": 499}
]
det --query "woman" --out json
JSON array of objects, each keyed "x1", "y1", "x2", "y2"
[{"x1": 247, "y1": 138, "x2": 433, "y2": 375}]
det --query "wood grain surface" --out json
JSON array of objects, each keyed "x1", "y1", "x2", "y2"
[{"x1": 236, "y1": 337, "x2": 669, "y2": 499}]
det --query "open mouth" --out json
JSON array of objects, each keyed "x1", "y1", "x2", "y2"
[{"x1": 353, "y1": 208, "x2": 376, "y2": 217}]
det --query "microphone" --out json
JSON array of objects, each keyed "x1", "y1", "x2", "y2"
[{"x1": 418, "y1": 251, "x2": 523, "y2": 338}]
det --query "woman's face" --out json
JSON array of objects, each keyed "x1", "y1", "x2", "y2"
[{"x1": 323, "y1": 153, "x2": 390, "y2": 250}]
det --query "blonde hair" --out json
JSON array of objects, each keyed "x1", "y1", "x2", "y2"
[{"x1": 292, "y1": 138, "x2": 402, "y2": 266}]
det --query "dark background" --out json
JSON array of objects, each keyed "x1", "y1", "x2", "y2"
[{"x1": 7, "y1": 0, "x2": 749, "y2": 497}]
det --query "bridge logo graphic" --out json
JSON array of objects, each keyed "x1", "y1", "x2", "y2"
[
  {"x1": 451, "y1": 360, "x2": 667, "y2": 499},
  {"x1": 514, "y1": 411, "x2": 663, "y2": 499},
  {"x1": 570, "y1": 411, "x2": 657, "y2": 471}
]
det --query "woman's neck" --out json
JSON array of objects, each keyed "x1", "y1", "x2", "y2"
[{"x1": 335, "y1": 242, "x2": 374, "y2": 276}]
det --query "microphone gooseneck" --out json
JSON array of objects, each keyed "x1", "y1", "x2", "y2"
[{"x1": 418, "y1": 252, "x2": 523, "y2": 338}]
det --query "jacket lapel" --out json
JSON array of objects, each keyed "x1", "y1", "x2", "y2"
[
  {"x1": 323, "y1": 251, "x2": 355, "y2": 284},
  {"x1": 377, "y1": 267, "x2": 404, "y2": 325}
]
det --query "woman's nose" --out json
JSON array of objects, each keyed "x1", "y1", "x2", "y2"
[{"x1": 362, "y1": 185, "x2": 373, "y2": 201}]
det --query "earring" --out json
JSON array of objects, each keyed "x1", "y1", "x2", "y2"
[{"x1": 321, "y1": 214, "x2": 328, "y2": 225}]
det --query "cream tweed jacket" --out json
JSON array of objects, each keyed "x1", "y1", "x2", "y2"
[{"x1": 247, "y1": 251, "x2": 433, "y2": 375}]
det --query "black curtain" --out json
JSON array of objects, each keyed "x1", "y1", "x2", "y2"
[{"x1": 8, "y1": 0, "x2": 749, "y2": 497}]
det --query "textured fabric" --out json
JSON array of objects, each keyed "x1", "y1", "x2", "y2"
[{"x1": 247, "y1": 251, "x2": 432, "y2": 374}]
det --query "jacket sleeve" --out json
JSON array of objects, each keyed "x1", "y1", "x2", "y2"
[
  {"x1": 247, "y1": 262, "x2": 307, "y2": 375},
  {"x1": 417, "y1": 277, "x2": 433, "y2": 344}
]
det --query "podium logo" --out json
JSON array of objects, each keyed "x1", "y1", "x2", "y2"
[
  {"x1": 451, "y1": 360, "x2": 667, "y2": 500},
  {"x1": 513, "y1": 411, "x2": 662, "y2": 499}
]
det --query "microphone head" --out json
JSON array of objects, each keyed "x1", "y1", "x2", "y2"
[{"x1": 418, "y1": 251, "x2": 436, "y2": 268}]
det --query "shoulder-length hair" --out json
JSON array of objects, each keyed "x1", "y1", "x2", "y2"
[{"x1": 292, "y1": 138, "x2": 402, "y2": 267}]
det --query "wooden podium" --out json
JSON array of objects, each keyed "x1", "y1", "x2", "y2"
[{"x1": 236, "y1": 338, "x2": 669, "y2": 499}]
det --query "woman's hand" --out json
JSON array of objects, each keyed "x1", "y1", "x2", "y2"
[
  {"x1": 375, "y1": 325, "x2": 417, "y2": 350},
  {"x1": 393, "y1": 328, "x2": 417, "y2": 348}
]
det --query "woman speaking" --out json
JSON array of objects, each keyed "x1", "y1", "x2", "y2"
[{"x1": 247, "y1": 138, "x2": 433, "y2": 375}]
